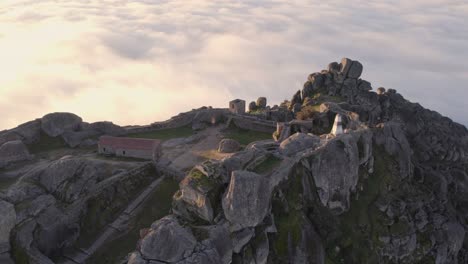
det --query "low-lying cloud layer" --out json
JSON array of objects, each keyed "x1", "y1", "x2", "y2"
[{"x1": 1, "y1": 0, "x2": 467, "y2": 130}]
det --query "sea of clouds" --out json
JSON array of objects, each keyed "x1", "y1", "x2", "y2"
[{"x1": 0, "y1": 0, "x2": 467, "y2": 130}]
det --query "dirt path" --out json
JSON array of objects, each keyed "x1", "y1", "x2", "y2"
[{"x1": 169, "y1": 126, "x2": 231, "y2": 171}]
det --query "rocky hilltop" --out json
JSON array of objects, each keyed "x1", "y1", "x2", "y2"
[
  {"x1": 126, "y1": 58, "x2": 468, "y2": 264},
  {"x1": 1, "y1": 58, "x2": 467, "y2": 264}
]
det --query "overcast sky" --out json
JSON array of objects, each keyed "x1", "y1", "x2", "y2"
[{"x1": 0, "y1": 0, "x2": 467, "y2": 130}]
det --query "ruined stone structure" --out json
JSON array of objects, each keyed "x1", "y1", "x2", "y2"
[
  {"x1": 229, "y1": 99, "x2": 246, "y2": 114},
  {"x1": 98, "y1": 136, "x2": 161, "y2": 160}
]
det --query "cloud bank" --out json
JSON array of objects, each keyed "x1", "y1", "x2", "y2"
[{"x1": 0, "y1": 0, "x2": 467, "y2": 130}]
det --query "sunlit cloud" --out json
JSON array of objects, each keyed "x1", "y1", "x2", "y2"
[{"x1": 0, "y1": 0, "x2": 467, "y2": 130}]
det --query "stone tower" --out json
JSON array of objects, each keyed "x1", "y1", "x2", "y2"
[
  {"x1": 331, "y1": 114, "x2": 343, "y2": 135},
  {"x1": 229, "y1": 99, "x2": 246, "y2": 114}
]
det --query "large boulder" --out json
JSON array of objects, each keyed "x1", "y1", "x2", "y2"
[
  {"x1": 0, "y1": 140, "x2": 32, "y2": 168},
  {"x1": 248, "y1": 101, "x2": 257, "y2": 112},
  {"x1": 0, "y1": 120, "x2": 42, "y2": 146},
  {"x1": 222, "y1": 170, "x2": 271, "y2": 229},
  {"x1": 256, "y1": 97, "x2": 267, "y2": 108},
  {"x1": 86, "y1": 121, "x2": 126, "y2": 136},
  {"x1": 218, "y1": 139, "x2": 241, "y2": 153},
  {"x1": 279, "y1": 133, "x2": 321, "y2": 156},
  {"x1": 306, "y1": 134, "x2": 360, "y2": 214},
  {"x1": 0, "y1": 200, "x2": 16, "y2": 253},
  {"x1": 61, "y1": 130, "x2": 100, "y2": 148},
  {"x1": 41, "y1": 112, "x2": 82, "y2": 137},
  {"x1": 139, "y1": 215, "x2": 197, "y2": 262},
  {"x1": 0, "y1": 132, "x2": 22, "y2": 149},
  {"x1": 348, "y1": 60, "x2": 363, "y2": 79},
  {"x1": 340, "y1": 58, "x2": 363, "y2": 79}
]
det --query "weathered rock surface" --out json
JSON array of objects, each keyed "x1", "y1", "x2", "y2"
[
  {"x1": 0, "y1": 200, "x2": 16, "y2": 253},
  {"x1": 0, "y1": 119, "x2": 42, "y2": 146},
  {"x1": 218, "y1": 138, "x2": 241, "y2": 153},
  {"x1": 306, "y1": 134, "x2": 360, "y2": 214},
  {"x1": 279, "y1": 132, "x2": 321, "y2": 156},
  {"x1": 139, "y1": 216, "x2": 197, "y2": 262},
  {"x1": 222, "y1": 170, "x2": 271, "y2": 229},
  {"x1": 0, "y1": 140, "x2": 32, "y2": 168},
  {"x1": 3, "y1": 157, "x2": 152, "y2": 263},
  {"x1": 41, "y1": 112, "x2": 83, "y2": 137}
]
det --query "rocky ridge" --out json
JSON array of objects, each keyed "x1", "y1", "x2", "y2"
[{"x1": 125, "y1": 58, "x2": 468, "y2": 264}]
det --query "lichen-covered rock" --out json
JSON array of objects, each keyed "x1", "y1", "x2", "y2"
[
  {"x1": 307, "y1": 134, "x2": 359, "y2": 214},
  {"x1": 41, "y1": 112, "x2": 82, "y2": 137},
  {"x1": 139, "y1": 215, "x2": 197, "y2": 262},
  {"x1": 173, "y1": 181, "x2": 214, "y2": 222},
  {"x1": 0, "y1": 140, "x2": 32, "y2": 168},
  {"x1": 222, "y1": 170, "x2": 270, "y2": 229},
  {"x1": 279, "y1": 133, "x2": 321, "y2": 157},
  {"x1": 218, "y1": 138, "x2": 241, "y2": 153},
  {"x1": 0, "y1": 200, "x2": 16, "y2": 253}
]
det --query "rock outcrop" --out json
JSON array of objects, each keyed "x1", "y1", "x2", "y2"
[
  {"x1": 218, "y1": 138, "x2": 241, "y2": 153},
  {"x1": 123, "y1": 58, "x2": 468, "y2": 264},
  {"x1": 2, "y1": 157, "x2": 156, "y2": 263},
  {"x1": 222, "y1": 170, "x2": 271, "y2": 229},
  {"x1": 279, "y1": 132, "x2": 321, "y2": 157},
  {"x1": 139, "y1": 216, "x2": 197, "y2": 262},
  {"x1": 0, "y1": 140, "x2": 32, "y2": 168},
  {"x1": 41, "y1": 112, "x2": 83, "y2": 137},
  {"x1": 0, "y1": 200, "x2": 16, "y2": 255}
]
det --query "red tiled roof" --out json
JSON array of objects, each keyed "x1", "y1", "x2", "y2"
[{"x1": 98, "y1": 136, "x2": 160, "y2": 151}]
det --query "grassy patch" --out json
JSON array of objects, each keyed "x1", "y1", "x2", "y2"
[
  {"x1": 253, "y1": 155, "x2": 282, "y2": 174},
  {"x1": 26, "y1": 131, "x2": 67, "y2": 154},
  {"x1": 0, "y1": 176, "x2": 18, "y2": 191},
  {"x1": 125, "y1": 126, "x2": 194, "y2": 141},
  {"x1": 11, "y1": 238, "x2": 30, "y2": 264},
  {"x1": 76, "y1": 167, "x2": 156, "y2": 248},
  {"x1": 327, "y1": 146, "x2": 399, "y2": 263},
  {"x1": 272, "y1": 172, "x2": 304, "y2": 259},
  {"x1": 87, "y1": 177, "x2": 179, "y2": 264},
  {"x1": 223, "y1": 126, "x2": 272, "y2": 146}
]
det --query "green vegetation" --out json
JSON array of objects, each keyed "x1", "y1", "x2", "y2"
[
  {"x1": 223, "y1": 126, "x2": 272, "y2": 146},
  {"x1": 272, "y1": 172, "x2": 304, "y2": 258},
  {"x1": 126, "y1": 126, "x2": 194, "y2": 141},
  {"x1": 87, "y1": 177, "x2": 179, "y2": 264},
  {"x1": 11, "y1": 236, "x2": 30, "y2": 264},
  {"x1": 0, "y1": 176, "x2": 18, "y2": 191},
  {"x1": 26, "y1": 131, "x2": 67, "y2": 154},
  {"x1": 77, "y1": 167, "x2": 156, "y2": 248},
  {"x1": 189, "y1": 169, "x2": 217, "y2": 190},
  {"x1": 253, "y1": 155, "x2": 282, "y2": 174},
  {"x1": 327, "y1": 146, "x2": 400, "y2": 263},
  {"x1": 297, "y1": 92, "x2": 345, "y2": 121}
]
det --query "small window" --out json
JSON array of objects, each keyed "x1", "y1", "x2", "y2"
[{"x1": 123, "y1": 150, "x2": 126, "y2": 155}]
